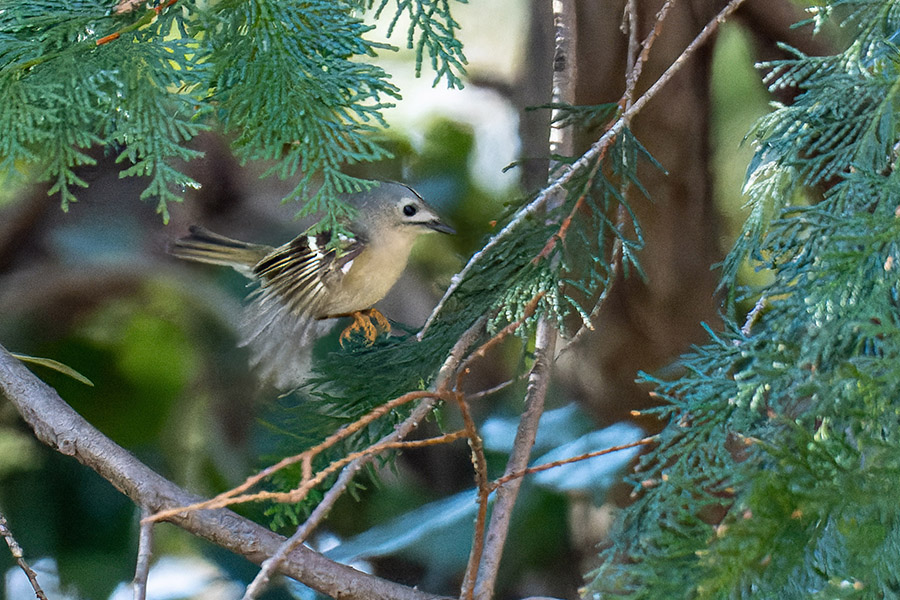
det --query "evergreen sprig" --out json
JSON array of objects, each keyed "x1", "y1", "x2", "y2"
[
  {"x1": 371, "y1": 0, "x2": 468, "y2": 89},
  {"x1": 588, "y1": 2, "x2": 900, "y2": 597},
  {"x1": 200, "y1": 0, "x2": 400, "y2": 226},
  {"x1": 0, "y1": 0, "x2": 466, "y2": 222},
  {"x1": 721, "y1": 1, "x2": 900, "y2": 288}
]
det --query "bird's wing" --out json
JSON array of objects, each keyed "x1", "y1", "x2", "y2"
[
  {"x1": 237, "y1": 231, "x2": 364, "y2": 389},
  {"x1": 251, "y1": 230, "x2": 364, "y2": 318}
]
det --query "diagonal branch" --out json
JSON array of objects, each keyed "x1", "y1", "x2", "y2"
[
  {"x1": 418, "y1": 0, "x2": 752, "y2": 341},
  {"x1": 0, "y1": 345, "x2": 451, "y2": 600}
]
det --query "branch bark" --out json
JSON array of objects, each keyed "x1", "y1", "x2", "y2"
[
  {"x1": 0, "y1": 345, "x2": 451, "y2": 600},
  {"x1": 471, "y1": 1, "x2": 575, "y2": 596},
  {"x1": 472, "y1": 319, "x2": 557, "y2": 600}
]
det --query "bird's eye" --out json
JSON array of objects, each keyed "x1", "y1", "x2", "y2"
[{"x1": 403, "y1": 204, "x2": 418, "y2": 217}]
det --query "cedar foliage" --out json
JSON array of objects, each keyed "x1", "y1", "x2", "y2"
[
  {"x1": 0, "y1": 0, "x2": 465, "y2": 223},
  {"x1": 588, "y1": 2, "x2": 900, "y2": 597}
]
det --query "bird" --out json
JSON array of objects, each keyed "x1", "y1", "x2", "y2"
[{"x1": 171, "y1": 181, "x2": 455, "y2": 388}]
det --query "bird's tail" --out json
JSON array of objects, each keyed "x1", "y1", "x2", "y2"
[{"x1": 170, "y1": 225, "x2": 272, "y2": 277}]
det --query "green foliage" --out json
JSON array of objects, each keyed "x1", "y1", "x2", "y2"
[
  {"x1": 0, "y1": 0, "x2": 466, "y2": 222},
  {"x1": 587, "y1": 3, "x2": 900, "y2": 597},
  {"x1": 369, "y1": 0, "x2": 468, "y2": 88},
  {"x1": 721, "y1": 0, "x2": 900, "y2": 288}
]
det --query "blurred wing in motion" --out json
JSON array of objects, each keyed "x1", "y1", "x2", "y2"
[{"x1": 173, "y1": 226, "x2": 363, "y2": 389}]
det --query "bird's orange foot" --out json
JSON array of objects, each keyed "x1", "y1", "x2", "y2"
[
  {"x1": 363, "y1": 308, "x2": 391, "y2": 335},
  {"x1": 338, "y1": 309, "x2": 391, "y2": 348}
]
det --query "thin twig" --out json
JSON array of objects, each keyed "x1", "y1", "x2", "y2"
[
  {"x1": 240, "y1": 319, "x2": 488, "y2": 599},
  {"x1": 623, "y1": 0, "x2": 640, "y2": 107},
  {"x1": 625, "y1": 0, "x2": 750, "y2": 117},
  {"x1": 492, "y1": 436, "x2": 657, "y2": 488},
  {"x1": 455, "y1": 291, "x2": 545, "y2": 391},
  {"x1": 741, "y1": 295, "x2": 767, "y2": 337},
  {"x1": 456, "y1": 392, "x2": 491, "y2": 600},
  {"x1": 465, "y1": 378, "x2": 516, "y2": 402},
  {"x1": 183, "y1": 433, "x2": 468, "y2": 512},
  {"x1": 419, "y1": 0, "x2": 750, "y2": 341},
  {"x1": 133, "y1": 507, "x2": 154, "y2": 600},
  {"x1": 98, "y1": 1, "x2": 178, "y2": 45},
  {"x1": 146, "y1": 390, "x2": 443, "y2": 522},
  {"x1": 151, "y1": 392, "x2": 456, "y2": 521},
  {"x1": 622, "y1": 0, "x2": 677, "y2": 114},
  {"x1": 0, "y1": 510, "x2": 47, "y2": 600}
]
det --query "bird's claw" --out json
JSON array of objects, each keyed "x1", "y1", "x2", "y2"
[{"x1": 338, "y1": 309, "x2": 391, "y2": 348}]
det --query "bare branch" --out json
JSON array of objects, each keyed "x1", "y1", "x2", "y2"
[
  {"x1": 133, "y1": 507, "x2": 154, "y2": 600},
  {"x1": 465, "y1": 378, "x2": 516, "y2": 402},
  {"x1": 622, "y1": 0, "x2": 676, "y2": 114},
  {"x1": 493, "y1": 436, "x2": 657, "y2": 488},
  {"x1": 0, "y1": 509, "x2": 47, "y2": 600},
  {"x1": 473, "y1": 318, "x2": 557, "y2": 600},
  {"x1": 0, "y1": 346, "x2": 452, "y2": 600},
  {"x1": 457, "y1": 392, "x2": 491, "y2": 600}
]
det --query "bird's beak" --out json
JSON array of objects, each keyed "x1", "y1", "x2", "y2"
[{"x1": 427, "y1": 220, "x2": 456, "y2": 235}]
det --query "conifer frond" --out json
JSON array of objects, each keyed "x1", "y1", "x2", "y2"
[
  {"x1": 722, "y1": 7, "x2": 900, "y2": 288},
  {"x1": 372, "y1": 0, "x2": 468, "y2": 89},
  {"x1": 197, "y1": 0, "x2": 400, "y2": 218},
  {"x1": 108, "y1": 37, "x2": 207, "y2": 221},
  {"x1": 588, "y1": 3, "x2": 900, "y2": 596},
  {"x1": 0, "y1": 0, "x2": 465, "y2": 221}
]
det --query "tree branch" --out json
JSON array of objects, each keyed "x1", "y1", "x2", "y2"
[
  {"x1": 132, "y1": 507, "x2": 153, "y2": 600},
  {"x1": 473, "y1": 318, "x2": 557, "y2": 600},
  {"x1": 0, "y1": 345, "x2": 451, "y2": 600},
  {"x1": 457, "y1": 391, "x2": 491, "y2": 600},
  {"x1": 0, "y1": 509, "x2": 48, "y2": 600}
]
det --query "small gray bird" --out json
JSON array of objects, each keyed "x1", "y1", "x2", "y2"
[{"x1": 171, "y1": 182, "x2": 454, "y2": 388}]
